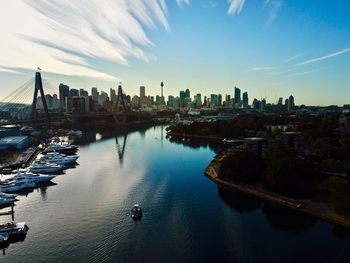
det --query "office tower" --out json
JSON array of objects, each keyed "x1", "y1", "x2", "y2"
[
  {"x1": 261, "y1": 99, "x2": 266, "y2": 110},
  {"x1": 193, "y1": 94, "x2": 202, "y2": 108},
  {"x1": 98, "y1": 91, "x2": 108, "y2": 105},
  {"x1": 288, "y1": 95, "x2": 295, "y2": 111},
  {"x1": 110, "y1": 88, "x2": 116, "y2": 103},
  {"x1": 91, "y1": 87, "x2": 99, "y2": 102},
  {"x1": 179, "y1": 91, "x2": 186, "y2": 108},
  {"x1": 185, "y1": 89, "x2": 190, "y2": 99},
  {"x1": 278, "y1": 97, "x2": 283, "y2": 105},
  {"x1": 218, "y1": 94, "x2": 222, "y2": 106},
  {"x1": 234, "y1": 86, "x2": 241, "y2": 104},
  {"x1": 210, "y1": 94, "x2": 218, "y2": 107},
  {"x1": 285, "y1": 98, "x2": 289, "y2": 109},
  {"x1": 79, "y1": 89, "x2": 88, "y2": 97},
  {"x1": 140, "y1": 86, "x2": 145, "y2": 98},
  {"x1": 59, "y1": 83, "x2": 70, "y2": 110},
  {"x1": 225, "y1": 94, "x2": 231, "y2": 105},
  {"x1": 252, "y1": 98, "x2": 260, "y2": 110},
  {"x1": 69, "y1": 88, "x2": 79, "y2": 98},
  {"x1": 167, "y1": 95, "x2": 174, "y2": 108},
  {"x1": 242, "y1": 92, "x2": 249, "y2": 108}
]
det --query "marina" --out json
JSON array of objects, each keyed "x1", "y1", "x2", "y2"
[{"x1": 0, "y1": 135, "x2": 80, "y2": 254}]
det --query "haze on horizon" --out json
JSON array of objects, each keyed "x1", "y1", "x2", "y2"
[{"x1": 0, "y1": 0, "x2": 349, "y2": 106}]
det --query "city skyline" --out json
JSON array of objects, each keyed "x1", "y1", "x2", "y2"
[{"x1": 0, "y1": 1, "x2": 349, "y2": 105}]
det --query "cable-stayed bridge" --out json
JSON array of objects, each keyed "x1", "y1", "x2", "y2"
[{"x1": 0, "y1": 71, "x2": 145, "y2": 128}]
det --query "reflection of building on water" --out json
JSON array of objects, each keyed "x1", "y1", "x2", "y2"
[{"x1": 115, "y1": 134, "x2": 127, "y2": 163}]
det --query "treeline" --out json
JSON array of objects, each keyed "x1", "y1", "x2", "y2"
[{"x1": 219, "y1": 142, "x2": 321, "y2": 198}]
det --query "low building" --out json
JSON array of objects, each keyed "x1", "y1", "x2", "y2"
[
  {"x1": 0, "y1": 136, "x2": 28, "y2": 150},
  {"x1": 279, "y1": 132, "x2": 303, "y2": 150},
  {"x1": 244, "y1": 137, "x2": 267, "y2": 155}
]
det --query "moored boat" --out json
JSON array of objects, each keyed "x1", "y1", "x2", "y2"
[{"x1": 0, "y1": 222, "x2": 29, "y2": 239}]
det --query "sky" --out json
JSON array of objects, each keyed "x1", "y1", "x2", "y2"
[{"x1": 0, "y1": 0, "x2": 349, "y2": 106}]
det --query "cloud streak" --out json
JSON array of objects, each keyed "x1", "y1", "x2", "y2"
[
  {"x1": 252, "y1": 67, "x2": 274, "y2": 71},
  {"x1": 264, "y1": 0, "x2": 283, "y2": 27},
  {"x1": 0, "y1": 0, "x2": 171, "y2": 81},
  {"x1": 227, "y1": 0, "x2": 246, "y2": 15},
  {"x1": 300, "y1": 48, "x2": 350, "y2": 65}
]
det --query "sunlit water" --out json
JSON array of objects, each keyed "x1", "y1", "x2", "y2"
[{"x1": 1, "y1": 126, "x2": 350, "y2": 262}]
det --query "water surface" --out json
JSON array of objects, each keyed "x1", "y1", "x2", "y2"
[{"x1": 2, "y1": 126, "x2": 350, "y2": 262}]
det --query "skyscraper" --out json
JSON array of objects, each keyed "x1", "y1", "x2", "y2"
[
  {"x1": 91, "y1": 87, "x2": 99, "y2": 102},
  {"x1": 70, "y1": 88, "x2": 79, "y2": 98},
  {"x1": 242, "y1": 92, "x2": 249, "y2": 108},
  {"x1": 59, "y1": 83, "x2": 70, "y2": 110},
  {"x1": 140, "y1": 86, "x2": 145, "y2": 98},
  {"x1": 278, "y1": 97, "x2": 283, "y2": 105},
  {"x1": 179, "y1": 91, "x2": 186, "y2": 108},
  {"x1": 234, "y1": 86, "x2": 241, "y2": 107},
  {"x1": 185, "y1": 89, "x2": 190, "y2": 99},
  {"x1": 288, "y1": 95, "x2": 295, "y2": 111},
  {"x1": 110, "y1": 88, "x2": 116, "y2": 103},
  {"x1": 79, "y1": 89, "x2": 88, "y2": 97}
]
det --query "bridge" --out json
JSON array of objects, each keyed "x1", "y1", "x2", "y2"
[{"x1": 0, "y1": 71, "x2": 147, "y2": 128}]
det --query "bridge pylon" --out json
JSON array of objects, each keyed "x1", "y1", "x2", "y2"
[{"x1": 31, "y1": 71, "x2": 50, "y2": 127}]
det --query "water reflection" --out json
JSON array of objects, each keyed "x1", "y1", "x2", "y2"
[
  {"x1": 115, "y1": 134, "x2": 127, "y2": 163},
  {"x1": 261, "y1": 204, "x2": 317, "y2": 234},
  {"x1": 167, "y1": 135, "x2": 225, "y2": 154},
  {"x1": 218, "y1": 187, "x2": 261, "y2": 213}
]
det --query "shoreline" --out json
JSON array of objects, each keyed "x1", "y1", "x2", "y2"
[
  {"x1": 166, "y1": 132, "x2": 224, "y2": 142},
  {"x1": 204, "y1": 154, "x2": 350, "y2": 229}
]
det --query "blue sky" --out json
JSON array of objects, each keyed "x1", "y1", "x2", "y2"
[{"x1": 0, "y1": 0, "x2": 349, "y2": 105}]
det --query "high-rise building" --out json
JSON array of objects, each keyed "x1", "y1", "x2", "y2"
[
  {"x1": 185, "y1": 89, "x2": 190, "y2": 99},
  {"x1": 288, "y1": 95, "x2": 295, "y2": 111},
  {"x1": 193, "y1": 94, "x2": 202, "y2": 108},
  {"x1": 59, "y1": 83, "x2": 70, "y2": 110},
  {"x1": 79, "y1": 89, "x2": 88, "y2": 97},
  {"x1": 91, "y1": 87, "x2": 99, "y2": 102},
  {"x1": 210, "y1": 94, "x2": 218, "y2": 107},
  {"x1": 140, "y1": 86, "x2": 145, "y2": 98},
  {"x1": 110, "y1": 88, "x2": 116, "y2": 103},
  {"x1": 218, "y1": 94, "x2": 222, "y2": 106},
  {"x1": 234, "y1": 87, "x2": 241, "y2": 104},
  {"x1": 278, "y1": 97, "x2": 283, "y2": 105},
  {"x1": 70, "y1": 89, "x2": 79, "y2": 98},
  {"x1": 167, "y1": 95, "x2": 174, "y2": 108},
  {"x1": 242, "y1": 92, "x2": 249, "y2": 108},
  {"x1": 179, "y1": 91, "x2": 186, "y2": 108}
]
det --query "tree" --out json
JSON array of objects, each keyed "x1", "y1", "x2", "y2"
[{"x1": 219, "y1": 151, "x2": 263, "y2": 183}]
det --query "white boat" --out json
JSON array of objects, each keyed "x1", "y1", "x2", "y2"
[
  {"x1": 40, "y1": 153, "x2": 78, "y2": 165},
  {"x1": 45, "y1": 143, "x2": 78, "y2": 155},
  {"x1": 0, "y1": 182, "x2": 26, "y2": 193},
  {"x1": 29, "y1": 162, "x2": 63, "y2": 174},
  {"x1": 0, "y1": 222, "x2": 29, "y2": 238},
  {"x1": 12, "y1": 172, "x2": 56, "y2": 184},
  {"x1": 0, "y1": 192, "x2": 17, "y2": 200},
  {"x1": 0, "y1": 197, "x2": 14, "y2": 206}
]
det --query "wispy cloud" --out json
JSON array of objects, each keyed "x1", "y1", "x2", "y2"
[
  {"x1": 285, "y1": 53, "x2": 305, "y2": 63},
  {"x1": 300, "y1": 48, "x2": 350, "y2": 65},
  {"x1": 0, "y1": 0, "x2": 171, "y2": 81},
  {"x1": 227, "y1": 0, "x2": 246, "y2": 15},
  {"x1": 176, "y1": 0, "x2": 190, "y2": 7},
  {"x1": 264, "y1": 0, "x2": 283, "y2": 27},
  {"x1": 202, "y1": 1, "x2": 218, "y2": 8},
  {"x1": 252, "y1": 67, "x2": 274, "y2": 71},
  {"x1": 286, "y1": 69, "x2": 319, "y2": 77}
]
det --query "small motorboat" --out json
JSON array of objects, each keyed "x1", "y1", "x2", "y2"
[
  {"x1": 0, "y1": 197, "x2": 14, "y2": 206},
  {"x1": 29, "y1": 162, "x2": 64, "y2": 174},
  {"x1": 131, "y1": 204, "x2": 143, "y2": 220},
  {"x1": 0, "y1": 222, "x2": 29, "y2": 239},
  {"x1": 1, "y1": 168, "x2": 12, "y2": 175},
  {"x1": 12, "y1": 172, "x2": 56, "y2": 184}
]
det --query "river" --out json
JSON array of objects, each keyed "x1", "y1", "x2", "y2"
[{"x1": 2, "y1": 126, "x2": 350, "y2": 262}]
